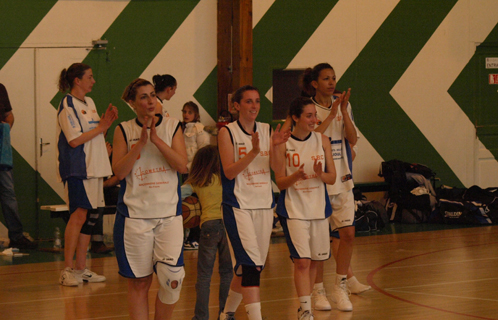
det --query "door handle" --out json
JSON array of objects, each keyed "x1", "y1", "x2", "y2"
[{"x1": 39, "y1": 138, "x2": 50, "y2": 157}]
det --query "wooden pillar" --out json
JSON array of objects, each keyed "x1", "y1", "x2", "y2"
[{"x1": 217, "y1": 0, "x2": 253, "y2": 118}]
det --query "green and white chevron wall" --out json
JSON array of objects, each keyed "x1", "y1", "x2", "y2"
[{"x1": 1, "y1": 0, "x2": 497, "y2": 239}]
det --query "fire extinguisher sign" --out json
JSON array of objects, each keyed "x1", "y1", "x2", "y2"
[{"x1": 489, "y1": 74, "x2": 498, "y2": 85}]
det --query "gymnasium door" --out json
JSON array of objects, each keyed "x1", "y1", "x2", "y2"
[
  {"x1": 475, "y1": 44, "x2": 498, "y2": 187},
  {"x1": 0, "y1": 47, "x2": 97, "y2": 238}
]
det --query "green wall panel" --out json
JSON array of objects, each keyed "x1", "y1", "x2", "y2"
[
  {"x1": 253, "y1": 0, "x2": 339, "y2": 124},
  {"x1": 337, "y1": 0, "x2": 462, "y2": 187},
  {"x1": 449, "y1": 24, "x2": 498, "y2": 159},
  {"x1": 194, "y1": 67, "x2": 218, "y2": 122},
  {"x1": 0, "y1": 0, "x2": 58, "y2": 69}
]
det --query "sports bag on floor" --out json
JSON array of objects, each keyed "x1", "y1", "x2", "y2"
[
  {"x1": 355, "y1": 200, "x2": 388, "y2": 232},
  {"x1": 438, "y1": 199, "x2": 493, "y2": 225},
  {"x1": 462, "y1": 186, "x2": 498, "y2": 223},
  {"x1": 380, "y1": 160, "x2": 437, "y2": 224}
]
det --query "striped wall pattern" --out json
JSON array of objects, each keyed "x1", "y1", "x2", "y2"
[{"x1": 0, "y1": 0, "x2": 497, "y2": 238}]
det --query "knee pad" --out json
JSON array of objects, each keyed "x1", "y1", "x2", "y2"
[
  {"x1": 156, "y1": 263, "x2": 185, "y2": 304},
  {"x1": 80, "y1": 208, "x2": 102, "y2": 235},
  {"x1": 241, "y1": 265, "x2": 260, "y2": 287}
]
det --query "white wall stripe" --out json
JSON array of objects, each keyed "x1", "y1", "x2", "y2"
[
  {"x1": 141, "y1": 0, "x2": 217, "y2": 125},
  {"x1": 253, "y1": 0, "x2": 276, "y2": 28}
]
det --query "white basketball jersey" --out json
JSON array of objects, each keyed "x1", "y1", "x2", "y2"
[
  {"x1": 278, "y1": 132, "x2": 330, "y2": 220},
  {"x1": 221, "y1": 121, "x2": 273, "y2": 209},
  {"x1": 314, "y1": 97, "x2": 356, "y2": 195},
  {"x1": 117, "y1": 116, "x2": 181, "y2": 219},
  {"x1": 57, "y1": 94, "x2": 112, "y2": 181}
]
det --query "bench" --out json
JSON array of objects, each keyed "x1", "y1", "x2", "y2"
[
  {"x1": 353, "y1": 177, "x2": 440, "y2": 199},
  {"x1": 39, "y1": 205, "x2": 117, "y2": 253},
  {"x1": 40, "y1": 204, "x2": 117, "y2": 220},
  {"x1": 353, "y1": 181, "x2": 389, "y2": 194}
]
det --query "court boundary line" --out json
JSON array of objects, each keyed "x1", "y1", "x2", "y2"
[
  {"x1": 367, "y1": 241, "x2": 498, "y2": 320},
  {"x1": 386, "y1": 288, "x2": 498, "y2": 303}
]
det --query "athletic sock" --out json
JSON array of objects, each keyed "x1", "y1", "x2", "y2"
[
  {"x1": 336, "y1": 274, "x2": 347, "y2": 285},
  {"x1": 299, "y1": 295, "x2": 311, "y2": 312},
  {"x1": 348, "y1": 275, "x2": 371, "y2": 294},
  {"x1": 245, "y1": 302, "x2": 262, "y2": 320},
  {"x1": 313, "y1": 282, "x2": 324, "y2": 291},
  {"x1": 223, "y1": 289, "x2": 243, "y2": 313}
]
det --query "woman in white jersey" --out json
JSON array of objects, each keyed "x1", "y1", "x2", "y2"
[
  {"x1": 274, "y1": 97, "x2": 336, "y2": 320},
  {"x1": 56, "y1": 63, "x2": 118, "y2": 287},
  {"x1": 301, "y1": 63, "x2": 359, "y2": 312},
  {"x1": 306, "y1": 91, "x2": 370, "y2": 312},
  {"x1": 112, "y1": 78, "x2": 188, "y2": 320},
  {"x1": 218, "y1": 85, "x2": 289, "y2": 320},
  {"x1": 153, "y1": 74, "x2": 177, "y2": 117}
]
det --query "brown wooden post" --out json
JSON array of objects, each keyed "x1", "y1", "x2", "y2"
[{"x1": 217, "y1": 0, "x2": 253, "y2": 118}]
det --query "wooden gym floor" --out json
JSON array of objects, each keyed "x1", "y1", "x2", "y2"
[{"x1": 1, "y1": 224, "x2": 497, "y2": 319}]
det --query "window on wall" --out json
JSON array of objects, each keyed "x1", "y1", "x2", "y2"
[{"x1": 272, "y1": 69, "x2": 305, "y2": 121}]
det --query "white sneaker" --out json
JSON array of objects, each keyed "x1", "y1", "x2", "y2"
[
  {"x1": 331, "y1": 280, "x2": 353, "y2": 312},
  {"x1": 219, "y1": 311, "x2": 236, "y2": 320},
  {"x1": 59, "y1": 267, "x2": 78, "y2": 287},
  {"x1": 73, "y1": 268, "x2": 106, "y2": 283},
  {"x1": 348, "y1": 277, "x2": 371, "y2": 294},
  {"x1": 312, "y1": 287, "x2": 332, "y2": 311},
  {"x1": 297, "y1": 307, "x2": 314, "y2": 320}
]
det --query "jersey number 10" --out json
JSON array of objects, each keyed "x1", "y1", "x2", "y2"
[{"x1": 286, "y1": 153, "x2": 300, "y2": 167}]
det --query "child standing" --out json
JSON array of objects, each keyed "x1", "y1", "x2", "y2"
[
  {"x1": 182, "y1": 145, "x2": 233, "y2": 320},
  {"x1": 182, "y1": 101, "x2": 210, "y2": 250},
  {"x1": 182, "y1": 101, "x2": 210, "y2": 170}
]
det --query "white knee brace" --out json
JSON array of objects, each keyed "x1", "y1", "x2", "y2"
[{"x1": 156, "y1": 263, "x2": 185, "y2": 304}]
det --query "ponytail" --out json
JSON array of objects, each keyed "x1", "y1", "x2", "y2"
[
  {"x1": 57, "y1": 63, "x2": 91, "y2": 92},
  {"x1": 58, "y1": 69, "x2": 70, "y2": 92},
  {"x1": 300, "y1": 67, "x2": 314, "y2": 97},
  {"x1": 153, "y1": 74, "x2": 177, "y2": 93},
  {"x1": 299, "y1": 63, "x2": 334, "y2": 98}
]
